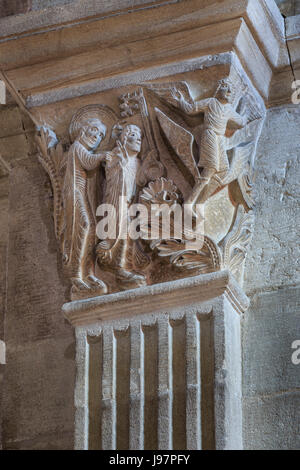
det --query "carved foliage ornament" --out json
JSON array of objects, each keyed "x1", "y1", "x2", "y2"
[{"x1": 36, "y1": 75, "x2": 264, "y2": 298}]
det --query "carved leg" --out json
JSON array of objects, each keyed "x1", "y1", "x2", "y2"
[
  {"x1": 72, "y1": 195, "x2": 107, "y2": 294},
  {"x1": 113, "y1": 238, "x2": 146, "y2": 290},
  {"x1": 196, "y1": 177, "x2": 222, "y2": 204},
  {"x1": 83, "y1": 202, "x2": 108, "y2": 294},
  {"x1": 185, "y1": 168, "x2": 216, "y2": 208}
]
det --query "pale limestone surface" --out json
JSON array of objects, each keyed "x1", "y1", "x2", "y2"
[
  {"x1": 0, "y1": 0, "x2": 299, "y2": 451},
  {"x1": 245, "y1": 106, "x2": 300, "y2": 292},
  {"x1": 66, "y1": 271, "x2": 245, "y2": 450},
  {"x1": 0, "y1": 155, "x2": 76, "y2": 450},
  {"x1": 243, "y1": 105, "x2": 300, "y2": 449}
]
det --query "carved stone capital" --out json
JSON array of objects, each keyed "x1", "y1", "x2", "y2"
[{"x1": 33, "y1": 61, "x2": 265, "y2": 299}]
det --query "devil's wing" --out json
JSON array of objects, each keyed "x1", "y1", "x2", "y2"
[{"x1": 155, "y1": 107, "x2": 200, "y2": 181}]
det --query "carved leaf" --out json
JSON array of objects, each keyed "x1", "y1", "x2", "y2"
[
  {"x1": 219, "y1": 206, "x2": 255, "y2": 278},
  {"x1": 36, "y1": 126, "x2": 65, "y2": 239}
]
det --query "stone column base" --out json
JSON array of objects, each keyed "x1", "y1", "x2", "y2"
[{"x1": 63, "y1": 271, "x2": 248, "y2": 450}]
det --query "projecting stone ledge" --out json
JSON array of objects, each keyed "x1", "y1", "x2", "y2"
[
  {"x1": 64, "y1": 270, "x2": 247, "y2": 450},
  {"x1": 63, "y1": 270, "x2": 249, "y2": 327}
]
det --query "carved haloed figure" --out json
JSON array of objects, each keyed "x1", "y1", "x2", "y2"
[
  {"x1": 97, "y1": 124, "x2": 146, "y2": 289},
  {"x1": 172, "y1": 78, "x2": 247, "y2": 209},
  {"x1": 63, "y1": 117, "x2": 109, "y2": 293}
]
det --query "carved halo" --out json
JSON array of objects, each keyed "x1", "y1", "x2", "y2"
[{"x1": 69, "y1": 104, "x2": 118, "y2": 147}]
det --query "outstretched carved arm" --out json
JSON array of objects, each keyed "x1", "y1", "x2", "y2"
[
  {"x1": 192, "y1": 97, "x2": 213, "y2": 115},
  {"x1": 76, "y1": 144, "x2": 110, "y2": 171},
  {"x1": 170, "y1": 89, "x2": 211, "y2": 115}
]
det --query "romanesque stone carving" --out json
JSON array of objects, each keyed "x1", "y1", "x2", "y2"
[
  {"x1": 96, "y1": 123, "x2": 148, "y2": 290},
  {"x1": 37, "y1": 105, "x2": 118, "y2": 295},
  {"x1": 36, "y1": 74, "x2": 264, "y2": 299}
]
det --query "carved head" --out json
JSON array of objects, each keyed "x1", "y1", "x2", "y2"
[
  {"x1": 69, "y1": 105, "x2": 118, "y2": 149},
  {"x1": 113, "y1": 123, "x2": 142, "y2": 154},
  {"x1": 215, "y1": 78, "x2": 234, "y2": 103},
  {"x1": 79, "y1": 118, "x2": 107, "y2": 151},
  {"x1": 121, "y1": 124, "x2": 142, "y2": 153}
]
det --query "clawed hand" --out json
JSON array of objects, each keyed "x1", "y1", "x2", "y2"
[
  {"x1": 171, "y1": 88, "x2": 184, "y2": 102},
  {"x1": 171, "y1": 88, "x2": 193, "y2": 112}
]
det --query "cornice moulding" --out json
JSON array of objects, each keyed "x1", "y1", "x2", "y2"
[
  {"x1": 0, "y1": 0, "x2": 292, "y2": 108},
  {"x1": 63, "y1": 270, "x2": 250, "y2": 327}
]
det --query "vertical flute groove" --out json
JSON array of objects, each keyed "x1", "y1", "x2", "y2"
[
  {"x1": 186, "y1": 315, "x2": 201, "y2": 449},
  {"x1": 87, "y1": 334, "x2": 102, "y2": 450},
  {"x1": 101, "y1": 326, "x2": 115, "y2": 450},
  {"x1": 170, "y1": 317, "x2": 187, "y2": 450},
  {"x1": 158, "y1": 316, "x2": 171, "y2": 449},
  {"x1": 129, "y1": 323, "x2": 142, "y2": 450},
  {"x1": 114, "y1": 327, "x2": 131, "y2": 450},
  {"x1": 200, "y1": 315, "x2": 215, "y2": 450},
  {"x1": 142, "y1": 323, "x2": 158, "y2": 449}
]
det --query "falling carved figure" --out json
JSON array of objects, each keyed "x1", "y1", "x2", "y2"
[{"x1": 171, "y1": 78, "x2": 248, "y2": 208}]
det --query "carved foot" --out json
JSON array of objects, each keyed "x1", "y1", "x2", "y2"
[
  {"x1": 71, "y1": 278, "x2": 91, "y2": 293},
  {"x1": 71, "y1": 276, "x2": 108, "y2": 295},
  {"x1": 86, "y1": 275, "x2": 108, "y2": 294},
  {"x1": 116, "y1": 269, "x2": 146, "y2": 290}
]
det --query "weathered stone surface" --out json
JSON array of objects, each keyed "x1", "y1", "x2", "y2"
[
  {"x1": 67, "y1": 272, "x2": 245, "y2": 450},
  {"x1": 243, "y1": 392, "x2": 300, "y2": 450},
  {"x1": 0, "y1": 0, "x2": 299, "y2": 452},
  {"x1": 245, "y1": 105, "x2": 300, "y2": 292},
  {"x1": 275, "y1": 0, "x2": 300, "y2": 16},
  {"x1": 243, "y1": 103, "x2": 300, "y2": 450},
  {"x1": 0, "y1": 176, "x2": 8, "y2": 451},
  {"x1": 0, "y1": 1, "x2": 31, "y2": 18},
  {"x1": 243, "y1": 287, "x2": 300, "y2": 396},
  {"x1": 2, "y1": 336, "x2": 75, "y2": 448},
  {"x1": 0, "y1": 177, "x2": 8, "y2": 339},
  {"x1": 32, "y1": 0, "x2": 73, "y2": 10},
  {"x1": 1, "y1": 154, "x2": 75, "y2": 450}
]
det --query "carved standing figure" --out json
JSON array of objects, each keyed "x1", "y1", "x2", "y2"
[
  {"x1": 63, "y1": 113, "x2": 110, "y2": 293},
  {"x1": 171, "y1": 78, "x2": 248, "y2": 207},
  {"x1": 96, "y1": 123, "x2": 146, "y2": 289}
]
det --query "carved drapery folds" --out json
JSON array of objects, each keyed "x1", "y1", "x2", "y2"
[{"x1": 36, "y1": 70, "x2": 265, "y2": 299}]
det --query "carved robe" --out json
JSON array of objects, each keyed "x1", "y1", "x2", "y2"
[
  {"x1": 198, "y1": 98, "x2": 245, "y2": 174},
  {"x1": 62, "y1": 141, "x2": 101, "y2": 273},
  {"x1": 97, "y1": 146, "x2": 141, "y2": 268}
]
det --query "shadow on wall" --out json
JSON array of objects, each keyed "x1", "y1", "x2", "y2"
[
  {"x1": 0, "y1": 0, "x2": 32, "y2": 18},
  {"x1": 0, "y1": 0, "x2": 75, "y2": 18},
  {"x1": 275, "y1": 0, "x2": 300, "y2": 16}
]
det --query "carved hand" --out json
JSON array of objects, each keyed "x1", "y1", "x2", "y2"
[{"x1": 171, "y1": 88, "x2": 193, "y2": 113}]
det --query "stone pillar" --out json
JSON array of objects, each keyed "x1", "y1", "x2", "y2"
[
  {"x1": 0, "y1": 0, "x2": 297, "y2": 451},
  {"x1": 63, "y1": 271, "x2": 247, "y2": 450}
]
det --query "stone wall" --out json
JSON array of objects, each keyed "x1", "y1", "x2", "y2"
[
  {"x1": 0, "y1": 106, "x2": 76, "y2": 450},
  {"x1": 0, "y1": 1, "x2": 31, "y2": 18},
  {"x1": 275, "y1": 0, "x2": 300, "y2": 15},
  {"x1": 0, "y1": 0, "x2": 299, "y2": 451},
  {"x1": 243, "y1": 105, "x2": 300, "y2": 449},
  {"x1": 0, "y1": 0, "x2": 75, "y2": 18}
]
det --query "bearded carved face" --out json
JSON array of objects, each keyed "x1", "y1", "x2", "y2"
[
  {"x1": 216, "y1": 82, "x2": 233, "y2": 102},
  {"x1": 81, "y1": 119, "x2": 107, "y2": 150},
  {"x1": 121, "y1": 125, "x2": 142, "y2": 154}
]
